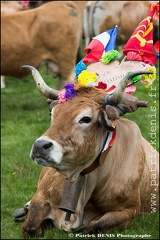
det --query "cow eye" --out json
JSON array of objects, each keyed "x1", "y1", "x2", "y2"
[{"x1": 79, "y1": 116, "x2": 92, "y2": 124}]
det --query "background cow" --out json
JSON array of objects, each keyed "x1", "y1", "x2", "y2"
[
  {"x1": 1, "y1": 1, "x2": 82, "y2": 89},
  {"x1": 1, "y1": 0, "x2": 28, "y2": 88},
  {"x1": 14, "y1": 66, "x2": 159, "y2": 238},
  {"x1": 27, "y1": 1, "x2": 159, "y2": 58}
]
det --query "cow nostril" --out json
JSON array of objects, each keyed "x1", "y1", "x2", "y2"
[{"x1": 43, "y1": 142, "x2": 53, "y2": 150}]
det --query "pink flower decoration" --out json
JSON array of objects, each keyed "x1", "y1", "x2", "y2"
[
  {"x1": 124, "y1": 85, "x2": 136, "y2": 94},
  {"x1": 58, "y1": 84, "x2": 77, "y2": 103},
  {"x1": 126, "y1": 51, "x2": 142, "y2": 61},
  {"x1": 58, "y1": 89, "x2": 67, "y2": 103}
]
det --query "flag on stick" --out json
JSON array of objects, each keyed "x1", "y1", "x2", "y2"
[{"x1": 83, "y1": 26, "x2": 118, "y2": 64}]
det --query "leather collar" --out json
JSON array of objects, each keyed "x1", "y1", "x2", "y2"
[{"x1": 81, "y1": 147, "x2": 110, "y2": 175}]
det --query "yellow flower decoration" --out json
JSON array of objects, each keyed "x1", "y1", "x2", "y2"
[
  {"x1": 77, "y1": 70, "x2": 97, "y2": 86},
  {"x1": 141, "y1": 66, "x2": 156, "y2": 86}
]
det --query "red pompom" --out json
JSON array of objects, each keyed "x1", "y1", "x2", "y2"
[{"x1": 126, "y1": 51, "x2": 142, "y2": 61}]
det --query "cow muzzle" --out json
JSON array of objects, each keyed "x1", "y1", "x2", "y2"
[{"x1": 30, "y1": 136, "x2": 63, "y2": 166}]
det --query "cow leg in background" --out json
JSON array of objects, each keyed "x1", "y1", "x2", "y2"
[
  {"x1": 1, "y1": 76, "x2": 5, "y2": 89},
  {"x1": 59, "y1": 71, "x2": 75, "y2": 90},
  {"x1": 45, "y1": 59, "x2": 76, "y2": 90}
]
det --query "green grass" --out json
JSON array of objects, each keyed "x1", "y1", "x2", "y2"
[{"x1": 1, "y1": 63, "x2": 159, "y2": 239}]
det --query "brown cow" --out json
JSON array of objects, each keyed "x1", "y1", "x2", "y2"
[
  {"x1": 14, "y1": 66, "x2": 159, "y2": 238},
  {"x1": 1, "y1": 1, "x2": 27, "y2": 88},
  {"x1": 83, "y1": 1, "x2": 151, "y2": 50},
  {"x1": 1, "y1": 1, "x2": 82, "y2": 89}
]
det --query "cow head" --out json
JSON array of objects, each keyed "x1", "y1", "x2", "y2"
[{"x1": 22, "y1": 65, "x2": 151, "y2": 182}]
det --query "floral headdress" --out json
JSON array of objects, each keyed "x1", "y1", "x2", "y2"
[{"x1": 58, "y1": 84, "x2": 76, "y2": 103}]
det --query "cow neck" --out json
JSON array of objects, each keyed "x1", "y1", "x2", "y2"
[{"x1": 81, "y1": 131, "x2": 116, "y2": 175}]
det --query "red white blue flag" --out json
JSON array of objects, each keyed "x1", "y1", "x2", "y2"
[{"x1": 83, "y1": 26, "x2": 118, "y2": 64}]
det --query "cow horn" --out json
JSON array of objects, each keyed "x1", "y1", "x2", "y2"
[
  {"x1": 103, "y1": 71, "x2": 153, "y2": 106},
  {"x1": 22, "y1": 65, "x2": 59, "y2": 100}
]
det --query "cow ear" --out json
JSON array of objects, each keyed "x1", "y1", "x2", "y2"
[
  {"x1": 99, "y1": 110, "x2": 116, "y2": 132},
  {"x1": 47, "y1": 99, "x2": 58, "y2": 111}
]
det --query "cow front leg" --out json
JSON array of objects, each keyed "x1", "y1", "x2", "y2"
[
  {"x1": 84, "y1": 209, "x2": 136, "y2": 234},
  {"x1": 22, "y1": 200, "x2": 51, "y2": 239}
]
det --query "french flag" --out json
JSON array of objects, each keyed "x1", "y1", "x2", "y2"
[
  {"x1": 102, "y1": 131, "x2": 116, "y2": 152},
  {"x1": 83, "y1": 26, "x2": 118, "y2": 64}
]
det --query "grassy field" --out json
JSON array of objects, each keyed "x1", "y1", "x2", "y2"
[{"x1": 1, "y1": 62, "x2": 159, "y2": 239}]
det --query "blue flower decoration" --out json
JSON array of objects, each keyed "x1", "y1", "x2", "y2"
[{"x1": 74, "y1": 60, "x2": 87, "y2": 79}]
